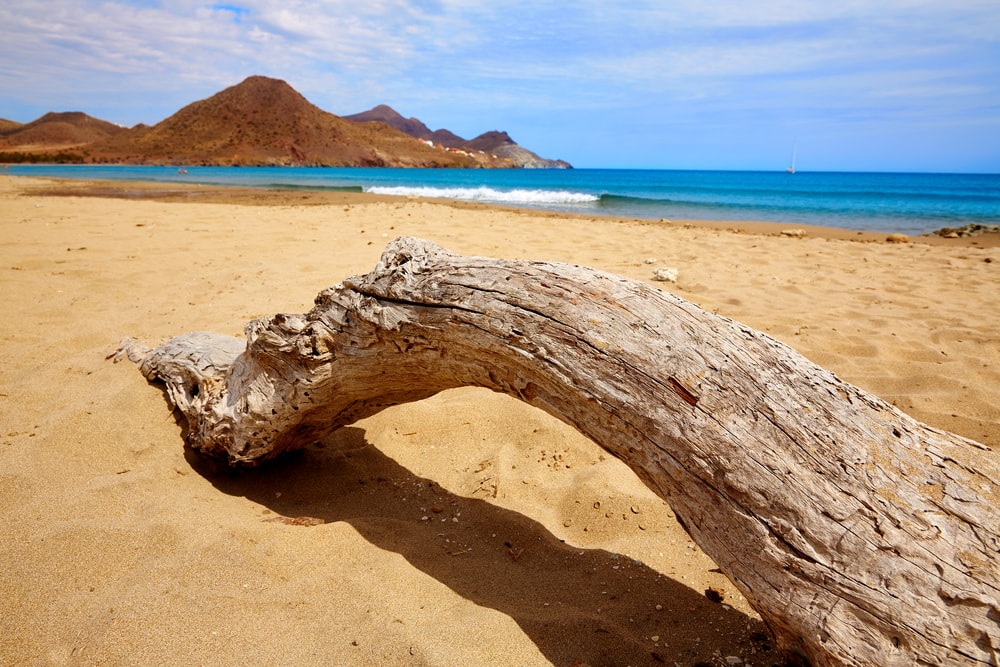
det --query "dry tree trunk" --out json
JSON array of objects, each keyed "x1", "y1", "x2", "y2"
[{"x1": 116, "y1": 237, "x2": 1000, "y2": 666}]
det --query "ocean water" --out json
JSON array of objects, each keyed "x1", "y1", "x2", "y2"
[{"x1": 6, "y1": 164, "x2": 999, "y2": 235}]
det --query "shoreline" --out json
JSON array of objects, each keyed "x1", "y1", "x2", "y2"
[{"x1": 10, "y1": 173, "x2": 1000, "y2": 247}]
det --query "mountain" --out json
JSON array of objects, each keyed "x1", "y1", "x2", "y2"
[
  {"x1": 0, "y1": 76, "x2": 569, "y2": 168},
  {"x1": 463, "y1": 130, "x2": 572, "y2": 169},
  {"x1": 0, "y1": 118, "x2": 23, "y2": 134},
  {"x1": 424, "y1": 128, "x2": 467, "y2": 149},
  {"x1": 85, "y1": 76, "x2": 507, "y2": 167},
  {"x1": 343, "y1": 104, "x2": 433, "y2": 139},
  {"x1": 345, "y1": 104, "x2": 571, "y2": 168},
  {"x1": 0, "y1": 112, "x2": 125, "y2": 151}
]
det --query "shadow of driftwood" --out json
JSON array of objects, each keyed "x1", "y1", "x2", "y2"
[{"x1": 189, "y1": 427, "x2": 778, "y2": 666}]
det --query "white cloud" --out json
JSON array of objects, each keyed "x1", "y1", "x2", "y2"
[{"x1": 0, "y1": 0, "x2": 996, "y2": 168}]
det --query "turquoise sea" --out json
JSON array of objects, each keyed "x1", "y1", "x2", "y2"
[{"x1": 6, "y1": 164, "x2": 999, "y2": 235}]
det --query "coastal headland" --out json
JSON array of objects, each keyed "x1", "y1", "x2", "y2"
[
  {"x1": 0, "y1": 76, "x2": 570, "y2": 169},
  {"x1": 1, "y1": 175, "x2": 997, "y2": 665}
]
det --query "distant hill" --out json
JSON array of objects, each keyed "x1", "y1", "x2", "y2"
[
  {"x1": 0, "y1": 76, "x2": 569, "y2": 168},
  {"x1": 342, "y1": 105, "x2": 466, "y2": 150},
  {"x1": 345, "y1": 104, "x2": 571, "y2": 168},
  {"x1": 0, "y1": 118, "x2": 23, "y2": 134},
  {"x1": 343, "y1": 104, "x2": 433, "y2": 139},
  {"x1": 424, "y1": 128, "x2": 467, "y2": 149},
  {"x1": 0, "y1": 112, "x2": 125, "y2": 151},
  {"x1": 85, "y1": 76, "x2": 507, "y2": 167},
  {"x1": 463, "y1": 130, "x2": 571, "y2": 169}
]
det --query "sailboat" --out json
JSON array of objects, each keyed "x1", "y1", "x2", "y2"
[{"x1": 786, "y1": 142, "x2": 797, "y2": 174}]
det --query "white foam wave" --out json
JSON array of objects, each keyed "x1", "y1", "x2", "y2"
[{"x1": 363, "y1": 185, "x2": 600, "y2": 205}]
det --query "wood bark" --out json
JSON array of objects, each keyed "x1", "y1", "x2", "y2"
[{"x1": 116, "y1": 236, "x2": 1000, "y2": 666}]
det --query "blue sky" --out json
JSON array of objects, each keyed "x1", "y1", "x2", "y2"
[{"x1": 1, "y1": 0, "x2": 998, "y2": 172}]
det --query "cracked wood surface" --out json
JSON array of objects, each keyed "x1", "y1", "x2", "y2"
[{"x1": 118, "y1": 237, "x2": 1000, "y2": 666}]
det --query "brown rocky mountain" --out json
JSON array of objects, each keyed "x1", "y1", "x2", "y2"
[
  {"x1": 344, "y1": 105, "x2": 465, "y2": 149},
  {"x1": 424, "y1": 128, "x2": 467, "y2": 149},
  {"x1": 84, "y1": 76, "x2": 508, "y2": 167},
  {"x1": 0, "y1": 112, "x2": 125, "y2": 151},
  {"x1": 0, "y1": 118, "x2": 23, "y2": 133},
  {"x1": 463, "y1": 130, "x2": 572, "y2": 170},
  {"x1": 346, "y1": 104, "x2": 571, "y2": 168},
  {"x1": 1, "y1": 76, "x2": 568, "y2": 168},
  {"x1": 343, "y1": 104, "x2": 433, "y2": 139}
]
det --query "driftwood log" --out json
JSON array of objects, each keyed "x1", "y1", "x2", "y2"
[{"x1": 117, "y1": 237, "x2": 999, "y2": 666}]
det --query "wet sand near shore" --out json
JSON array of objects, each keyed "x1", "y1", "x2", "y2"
[{"x1": 24, "y1": 175, "x2": 1000, "y2": 247}]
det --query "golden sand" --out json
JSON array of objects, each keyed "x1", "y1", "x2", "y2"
[{"x1": 1, "y1": 176, "x2": 997, "y2": 665}]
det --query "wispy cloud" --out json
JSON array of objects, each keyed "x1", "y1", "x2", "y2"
[{"x1": 1, "y1": 0, "x2": 997, "y2": 170}]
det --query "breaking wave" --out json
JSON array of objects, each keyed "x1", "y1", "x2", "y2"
[{"x1": 363, "y1": 185, "x2": 600, "y2": 206}]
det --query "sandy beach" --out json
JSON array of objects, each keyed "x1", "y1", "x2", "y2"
[{"x1": 1, "y1": 175, "x2": 997, "y2": 666}]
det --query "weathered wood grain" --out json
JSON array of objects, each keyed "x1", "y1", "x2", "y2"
[{"x1": 116, "y1": 237, "x2": 1000, "y2": 666}]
